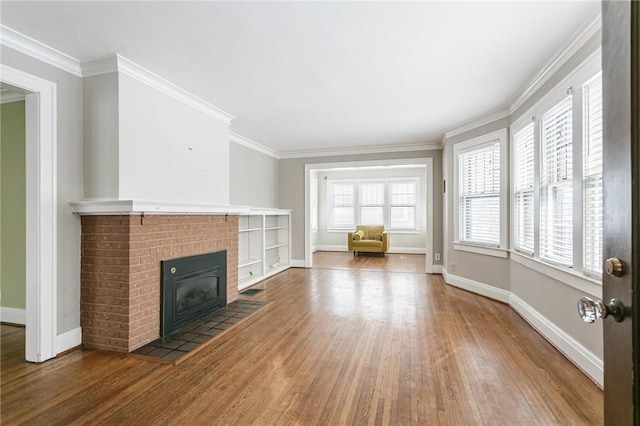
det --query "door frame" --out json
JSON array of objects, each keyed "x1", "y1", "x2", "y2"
[
  {"x1": 1, "y1": 64, "x2": 57, "y2": 363},
  {"x1": 304, "y1": 157, "x2": 434, "y2": 273}
]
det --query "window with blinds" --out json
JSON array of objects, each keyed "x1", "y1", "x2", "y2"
[
  {"x1": 540, "y1": 96, "x2": 573, "y2": 266},
  {"x1": 390, "y1": 181, "x2": 417, "y2": 229},
  {"x1": 329, "y1": 182, "x2": 354, "y2": 228},
  {"x1": 458, "y1": 141, "x2": 501, "y2": 246},
  {"x1": 513, "y1": 123, "x2": 535, "y2": 254},
  {"x1": 359, "y1": 182, "x2": 384, "y2": 225},
  {"x1": 582, "y1": 73, "x2": 603, "y2": 275}
]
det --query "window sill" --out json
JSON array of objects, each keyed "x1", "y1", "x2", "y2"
[
  {"x1": 453, "y1": 242, "x2": 508, "y2": 258},
  {"x1": 326, "y1": 229, "x2": 420, "y2": 234},
  {"x1": 510, "y1": 251, "x2": 602, "y2": 297}
]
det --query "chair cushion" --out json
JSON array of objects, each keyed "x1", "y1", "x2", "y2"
[
  {"x1": 353, "y1": 230, "x2": 365, "y2": 241},
  {"x1": 357, "y1": 225, "x2": 384, "y2": 241},
  {"x1": 353, "y1": 239, "x2": 383, "y2": 248}
]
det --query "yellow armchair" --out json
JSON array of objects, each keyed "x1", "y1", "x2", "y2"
[{"x1": 348, "y1": 225, "x2": 389, "y2": 256}]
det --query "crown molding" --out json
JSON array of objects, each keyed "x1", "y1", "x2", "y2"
[
  {"x1": 278, "y1": 141, "x2": 441, "y2": 160},
  {"x1": 508, "y1": 14, "x2": 601, "y2": 114},
  {"x1": 0, "y1": 91, "x2": 25, "y2": 104},
  {"x1": 81, "y1": 55, "x2": 118, "y2": 77},
  {"x1": 229, "y1": 131, "x2": 280, "y2": 159},
  {"x1": 442, "y1": 108, "x2": 511, "y2": 142},
  {"x1": 0, "y1": 25, "x2": 82, "y2": 77}
]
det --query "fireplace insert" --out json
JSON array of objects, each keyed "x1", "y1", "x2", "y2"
[{"x1": 161, "y1": 250, "x2": 227, "y2": 336}]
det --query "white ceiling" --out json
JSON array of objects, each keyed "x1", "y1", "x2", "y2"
[{"x1": 0, "y1": 1, "x2": 600, "y2": 155}]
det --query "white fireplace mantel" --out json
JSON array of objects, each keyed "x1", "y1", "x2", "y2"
[{"x1": 69, "y1": 199, "x2": 251, "y2": 215}]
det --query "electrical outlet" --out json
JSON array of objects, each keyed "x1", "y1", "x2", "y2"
[{"x1": 435, "y1": 253, "x2": 441, "y2": 261}]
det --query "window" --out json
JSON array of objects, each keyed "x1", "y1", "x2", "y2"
[
  {"x1": 540, "y1": 96, "x2": 573, "y2": 266},
  {"x1": 359, "y1": 182, "x2": 384, "y2": 225},
  {"x1": 310, "y1": 176, "x2": 319, "y2": 232},
  {"x1": 328, "y1": 182, "x2": 354, "y2": 228},
  {"x1": 327, "y1": 179, "x2": 419, "y2": 230},
  {"x1": 458, "y1": 140, "x2": 501, "y2": 247},
  {"x1": 510, "y1": 57, "x2": 603, "y2": 281},
  {"x1": 513, "y1": 123, "x2": 535, "y2": 254},
  {"x1": 390, "y1": 181, "x2": 417, "y2": 229},
  {"x1": 582, "y1": 73, "x2": 603, "y2": 275}
]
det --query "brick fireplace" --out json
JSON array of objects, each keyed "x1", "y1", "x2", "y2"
[{"x1": 80, "y1": 214, "x2": 239, "y2": 353}]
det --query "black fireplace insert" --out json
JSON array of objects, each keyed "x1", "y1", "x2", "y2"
[{"x1": 161, "y1": 250, "x2": 227, "y2": 336}]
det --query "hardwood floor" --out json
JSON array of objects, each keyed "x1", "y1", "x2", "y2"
[
  {"x1": 1, "y1": 264, "x2": 603, "y2": 424},
  {"x1": 313, "y1": 250, "x2": 426, "y2": 274}
]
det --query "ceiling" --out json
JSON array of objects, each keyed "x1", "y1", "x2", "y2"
[{"x1": 0, "y1": 1, "x2": 600, "y2": 156}]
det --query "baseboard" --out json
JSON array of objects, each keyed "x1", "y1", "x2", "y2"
[
  {"x1": 441, "y1": 267, "x2": 603, "y2": 387},
  {"x1": 0, "y1": 307, "x2": 26, "y2": 325},
  {"x1": 510, "y1": 294, "x2": 603, "y2": 387},
  {"x1": 314, "y1": 245, "x2": 426, "y2": 254},
  {"x1": 55, "y1": 327, "x2": 82, "y2": 354},
  {"x1": 441, "y1": 268, "x2": 511, "y2": 303},
  {"x1": 431, "y1": 265, "x2": 443, "y2": 274},
  {"x1": 290, "y1": 259, "x2": 306, "y2": 268}
]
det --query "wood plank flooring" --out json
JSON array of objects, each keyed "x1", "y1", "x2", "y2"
[
  {"x1": 1, "y1": 259, "x2": 603, "y2": 424},
  {"x1": 313, "y1": 250, "x2": 426, "y2": 274}
]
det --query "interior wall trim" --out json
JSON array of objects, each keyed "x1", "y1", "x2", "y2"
[
  {"x1": 0, "y1": 307, "x2": 26, "y2": 325},
  {"x1": 441, "y1": 267, "x2": 603, "y2": 387},
  {"x1": 230, "y1": 131, "x2": 280, "y2": 159},
  {"x1": 0, "y1": 25, "x2": 83, "y2": 76},
  {"x1": 55, "y1": 327, "x2": 82, "y2": 354}
]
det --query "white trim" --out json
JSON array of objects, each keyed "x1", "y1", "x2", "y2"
[
  {"x1": 290, "y1": 259, "x2": 306, "y2": 268},
  {"x1": 511, "y1": 252, "x2": 601, "y2": 298},
  {"x1": 80, "y1": 55, "x2": 118, "y2": 77},
  {"x1": 0, "y1": 307, "x2": 26, "y2": 325},
  {"x1": 431, "y1": 265, "x2": 443, "y2": 274},
  {"x1": 453, "y1": 243, "x2": 509, "y2": 258},
  {"x1": 1, "y1": 64, "x2": 58, "y2": 363},
  {"x1": 229, "y1": 131, "x2": 280, "y2": 159},
  {"x1": 441, "y1": 268, "x2": 511, "y2": 303},
  {"x1": 509, "y1": 293, "x2": 603, "y2": 387},
  {"x1": 443, "y1": 108, "x2": 511, "y2": 142},
  {"x1": 55, "y1": 327, "x2": 82, "y2": 354},
  {"x1": 0, "y1": 25, "x2": 82, "y2": 76},
  {"x1": 305, "y1": 158, "x2": 434, "y2": 273},
  {"x1": 280, "y1": 142, "x2": 440, "y2": 159},
  {"x1": 115, "y1": 55, "x2": 234, "y2": 124},
  {"x1": 69, "y1": 199, "x2": 249, "y2": 215},
  {"x1": 509, "y1": 15, "x2": 602, "y2": 114},
  {"x1": 0, "y1": 91, "x2": 25, "y2": 103},
  {"x1": 440, "y1": 266, "x2": 603, "y2": 387},
  {"x1": 315, "y1": 245, "x2": 426, "y2": 254}
]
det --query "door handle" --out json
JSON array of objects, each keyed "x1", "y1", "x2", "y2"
[{"x1": 577, "y1": 297, "x2": 625, "y2": 323}]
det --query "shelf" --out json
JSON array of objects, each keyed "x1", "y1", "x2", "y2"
[
  {"x1": 265, "y1": 242, "x2": 288, "y2": 250},
  {"x1": 265, "y1": 225, "x2": 289, "y2": 231},
  {"x1": 239, "y1": 258, "x2": 262, "y2": 268},
  {"x1": 239, "y1": 227, "x2": 263, "y2": 233}
]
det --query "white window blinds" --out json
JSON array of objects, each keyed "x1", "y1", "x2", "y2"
[
  {"x1": 359, "y1": 182, "x2": 384, "y2": 225},
  {"x1": 329, "y1": 182, "x2": 354, "y2": 228},
  {"x1": 582, "y1": 73, "x2": 603, "y2": 275},
  {"x1": 459, "y1": 141, "x2": 501, "y2": 246},
  {"x1": 540, "y1": 96, "x2": 573, "y2": 266},
  {"x1": 390, "y1": 181, "x2": 417, "y2": 229},
  {"x1": 513, "y1": 124, "x2": 535, "y2": 254}
]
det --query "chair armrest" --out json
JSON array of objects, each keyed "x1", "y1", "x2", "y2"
[
  {"x1": 348, "y1": 231, "x2": 354, "y2": 251},
  {"x1": 381, "y1": 231, "x2": 389, "y2": 251}
]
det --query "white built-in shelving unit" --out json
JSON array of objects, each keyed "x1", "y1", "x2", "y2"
[{"x1": 238, "y1": 209, "x2": 291, "y2": 291}]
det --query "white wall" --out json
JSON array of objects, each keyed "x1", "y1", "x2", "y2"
[
  {"x1": 315, "y1": 167, "x2": 427, "y2": 252},
  {"x1": 83, "y1": 73, "x2": 119, "y2": 199},
  {"x1": 229, "y1": 141, "x2": 279, "y2": 208},
  {"x1": 1, "y1": 46, "x2": 83, "y2": 334}
]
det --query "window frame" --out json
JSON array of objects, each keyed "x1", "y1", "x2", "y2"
[
  {"x1": 326, "y1": 177, "x2": 420, "y2": 231},
  {"x1": 509, "y1": 51, "x2": 603, "y2": 283},
  {"x1": 452, "y1": 128, "x2": 508, "y2": 257}
]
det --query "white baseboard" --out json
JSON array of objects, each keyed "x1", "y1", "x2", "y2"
[
  {"x1": 290, "y1": 259, "x2": 306, "y2": 268},
  {"x1": 441, "y1": 268, "x2": 511, "y2": 303},
  {"x1": 55, "y1": 327, "x2": 82, "y2": 354},
  {"x1": 314, "y1": 245, "x2": 426, "y2": 254},
  {"x1": 441, "y1": 267, "x2": 603, "y2": 387},
  {"x1": 0, "y1": 307, "x2": 26, "y2": 325},
  {"x1": 510, "y1": 294, "x2": 603, "y2": 387},
  {"x1": 431, "y1": 265, "x2": 443, "y2": 274}
]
